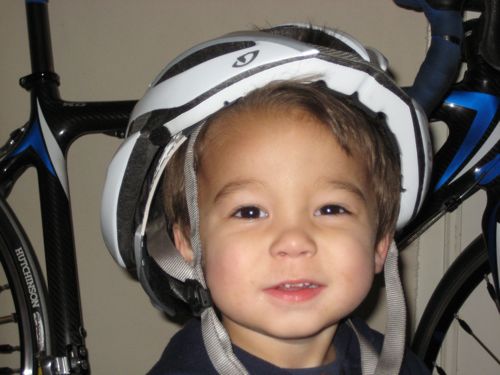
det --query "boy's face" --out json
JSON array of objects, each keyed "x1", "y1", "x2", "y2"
[{"x1": 175, "y1": 107, "x2": 390, "y2": 365}]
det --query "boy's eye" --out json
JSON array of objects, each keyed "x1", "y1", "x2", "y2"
[
  {"x1": 314, "y1": 204, "x2": 349, "y2": 216},
  {"x1": 232, "y1": 206, "x2": 268, "y2": 219}
]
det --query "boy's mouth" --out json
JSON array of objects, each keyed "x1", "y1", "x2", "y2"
[{"x1": 264, "y1": 280, "x2": 324, "y2": 302}]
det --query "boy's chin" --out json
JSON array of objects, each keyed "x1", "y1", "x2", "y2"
[
  {"x1": 262, "y1": 319, "x2": 339, "y2": 341},
  {"x1": 224, "y1": 314, "x2": 341, "y2": 343}
]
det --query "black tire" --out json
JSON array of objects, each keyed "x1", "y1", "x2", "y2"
[
  {"x1": 411, "y1": 235, "x2": 493, "y2": 371},
  {"x1": 0, "y1": 197, "x2": 50, "y2": 374}
]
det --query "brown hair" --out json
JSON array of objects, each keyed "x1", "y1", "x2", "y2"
[{"x1": 163, "y1": 80, "x2": 401, "y2": 242}]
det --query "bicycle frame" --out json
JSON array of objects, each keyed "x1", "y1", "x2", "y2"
[
  {"x1": 0, "y1": 1, "x2": 134, "y2": 372},
  {"x1": 0, "y1": 0, "x2": 498, "y2": 374}
]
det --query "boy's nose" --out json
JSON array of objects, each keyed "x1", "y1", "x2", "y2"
[{"x1": 269, "y1": 227, "x2": 317, "y2": 258}]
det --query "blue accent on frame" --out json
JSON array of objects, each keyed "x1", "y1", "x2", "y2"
[
  {"x1": 11, "y1": 121, "x2": 56, "y2": 176},
  {"x1": 26, "y1": 0, "x2": 48, "y2": 4},
  {"x1": 435, "y1": 91, "x2": 500, "y2": 190}
]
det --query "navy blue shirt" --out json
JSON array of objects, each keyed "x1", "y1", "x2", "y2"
[{"x1": 148, "y1": 318, "x2": 429, "y2": 374}]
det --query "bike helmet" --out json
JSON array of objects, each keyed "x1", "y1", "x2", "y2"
[{"x1": 101, "y1": 24, "x2": 431, "y2": 374}]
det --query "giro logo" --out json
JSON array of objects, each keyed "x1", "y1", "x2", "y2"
[{"x1": 233, "y1": 50, "x2": 259, "y2": 68}]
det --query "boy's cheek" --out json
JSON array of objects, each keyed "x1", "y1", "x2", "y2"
[{"x1": 204, "y1": 253, "x2": 243, "y2": 301}]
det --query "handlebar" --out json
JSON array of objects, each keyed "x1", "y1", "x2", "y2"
[{"x1": 394, "y1": 0, "x2": 463, "y2": 115}]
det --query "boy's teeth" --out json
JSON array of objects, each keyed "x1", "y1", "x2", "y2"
[{"x1": 280, "y1": 282, "x2": 318, "y2": 289}]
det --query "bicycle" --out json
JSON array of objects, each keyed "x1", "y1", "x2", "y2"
[
  {"x1": 0, "y1": 1, "x2": 498, "y2": 375},
  {"x1": 400, "y1": 0, "x2": 500, "y2": 372}
]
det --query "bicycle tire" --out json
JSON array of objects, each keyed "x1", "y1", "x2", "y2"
[
  {"x1": 411, "y1": 235, "x2": 492, "y2": 371},
  {"x1": 0, "y1": 197, "x2": 50, "y2": 374}
]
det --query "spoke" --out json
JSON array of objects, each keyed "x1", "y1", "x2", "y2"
[
  {"x1": 0, "y1": 314, "x2": 16, "y2": 325},
  {"x1": 0, "y1": 344, "x2": 20, "y2": 354},
  {"x1": 484, "y1": 275, "x2": 500, "y2": 313},
  {"x1": 455, "y1": 315, "x2": 500, "y2": 365}
]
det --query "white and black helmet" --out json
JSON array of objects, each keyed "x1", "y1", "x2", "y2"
[{"x1": 101, "y1": 24, "x2": 431, "y2": 374}]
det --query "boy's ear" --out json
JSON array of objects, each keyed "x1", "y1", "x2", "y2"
[
  {"x1": 374, "y1": 234, "x2": 392, "y2": 274},
  {"x1": 172, "y1": 224, "x2": 194, "y2": 264}
]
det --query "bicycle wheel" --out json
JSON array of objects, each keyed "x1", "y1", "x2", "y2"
[
  {"x1": 412, "y1": 235, "x2": 499, "y2": 373},
  {"x1": 0, "y1": 197, "x2": 50, "y2": 375}
]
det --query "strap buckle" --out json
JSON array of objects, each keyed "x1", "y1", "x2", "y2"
[{"x1": 184, "y1": 279, "x2": 212, "y2": 316}]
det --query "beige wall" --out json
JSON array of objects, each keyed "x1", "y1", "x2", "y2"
[{"x1": 0, "y1": 1, "x2": 487, "y2": 374}]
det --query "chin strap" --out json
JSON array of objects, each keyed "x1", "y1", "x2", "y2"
[
  {"x1": 351, "y1": 241, "x2": 407, "y2": 375},
  {"x1": 376, "y1": 241, "x2": 406, "y2": 374},
  {"x1": 201, "y1": 308, "x2": 250, "y2": 374}
]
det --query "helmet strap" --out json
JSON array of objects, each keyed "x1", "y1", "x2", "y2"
[
  {"x1": 183, "y1": 124, "x2": 207, "y2": 288},
  {"x1": 350, "y1": 241, "x2": 406, "y2": 375},
  {"x1": 184, "y1": 123, "x2": 250, "y2": 373},
  {"x1": 201, "y1": 308, "x2": 250, "y2": 374},
  {"x1": 376, "y1": 240, "x2": 406, "y2": 374}
]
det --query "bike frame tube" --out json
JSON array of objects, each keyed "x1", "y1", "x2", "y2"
[
  {"x1": 25, "y1": 0, "x2": 54, "y2": 75},
  {"x1": 0, "y1": 1, "x2": 135, "y2": 371},
  {"x1": 24, "y1": 0, "x2": 86, "y2": 365},
  {"x1": 25, "y1": 80, "x2": 134, "y2": 368}
]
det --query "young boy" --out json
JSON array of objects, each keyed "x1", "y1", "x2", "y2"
[
  {"x1": 102, "y1": 25, "x2": 431, "y2": 374},
  {"x1": 147, "y1": 79, "x2": 428, "y2": 374}
]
